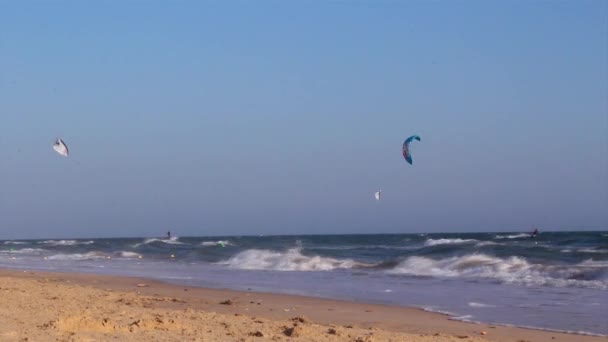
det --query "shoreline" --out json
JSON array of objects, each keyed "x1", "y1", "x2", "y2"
[{"x1": 0, "y1": 268, "x2": 603, "y2": 341}]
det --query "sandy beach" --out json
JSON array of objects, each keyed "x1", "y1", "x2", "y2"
[{"x1": 0, "y1": 269, "x2": 601, "y2": 342}]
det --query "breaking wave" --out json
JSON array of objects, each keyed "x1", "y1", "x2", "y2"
[
  {"x1": 3, "y1": 241, "x2": 27, "y2": 245},
  {"x1": 387, "y1": 253, "x2": 607, "y2": 289},
  {"x1": 39, "y1": 240, "x2": 94, "y2": 246},
  {"x1": 200, "y1": 240, "x2": 232, "y2": 247},
  {"x1": 133, "y1": 237, "x2": 185, "y2": 248},
  {"x1": 424, "y1": 238, "x2": 478, "y2": 247},
  {"x1": 221, "y1": 248, "x2": 373, "y2": 271},
  {"x1": 578, "y1": 248, "x2": 608, "y2": 254},
  {"x1": 46, "y1": 252, "x2": 108, "y2": 261},
  {"x1": 116, "y1": 251, "x2": 142, "y2": 258},
  {"x1": 475, "y1": 241, "x2": 499, "y2": 247},
  {"x1": 494, "y1": 233, "x2": 529, "y2": 239},
  {"x1": 0, "y1": 248, "x2": 47, "y2": 255}
]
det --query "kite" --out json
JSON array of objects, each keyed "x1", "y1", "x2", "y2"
[{"x1": 402, "y1": 135, "x2": 420, "y2": 165}]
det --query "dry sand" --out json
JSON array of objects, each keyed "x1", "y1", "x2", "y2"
[{"x1": 0, "y1": 269, "x2": 602, "y2": 342}]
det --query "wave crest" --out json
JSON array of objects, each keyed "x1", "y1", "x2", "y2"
[
  {"x1": 46, "y1": 252, "x2": 107, "y2": 261},
  {"x1": 494, "y1": 233, "x2": 529, "y2": 239},
  {"x1": 39, "y1": 240, "x2": 94, "y2": 246},
  {"x1": 388, "y1": 253, "x2": 607, "y2": 289},
  {"x1": 222, "y1": 248, "x2": 371, "y2": 271},
  {"x1": 133, "y1": 237, "x2": 185, "y2": 248},
  {"x1": 201, "y1": 240, "x2": 232, "y2": 247},
  {"x1": 424, "y1": 238, "x2": 478, "y2": 247}
]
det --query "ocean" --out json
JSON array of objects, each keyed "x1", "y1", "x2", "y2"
[{"x1": 1, "y1": 231, "x2": 607, "y2": 335}]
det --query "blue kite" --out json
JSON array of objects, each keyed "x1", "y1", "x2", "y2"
[{"x1": 402, "y1": 135, "x2": 421, "y2": 165}]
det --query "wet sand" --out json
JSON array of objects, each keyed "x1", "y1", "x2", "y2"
[{"x1": 0, "y1": 269, "x2": 602, "y2": 341}]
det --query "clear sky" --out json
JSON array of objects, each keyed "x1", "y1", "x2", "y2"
[{"x1": 1, "y1": 1, "x2": 606, "y2": 239}]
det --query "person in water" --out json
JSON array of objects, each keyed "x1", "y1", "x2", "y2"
[
  {"x1": 530, "y1": 228, "x2": 539, "y2": 238},
  {"x1": 167, "y1": 231, "x2": 171, "y2": 239}
]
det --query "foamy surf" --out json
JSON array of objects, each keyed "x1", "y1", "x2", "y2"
[
  {"x1": 468, "y1": 302, "x2": 496, "y2": 308},
  {"x1": 222, "y1": 248, "x2": 372, "y2": 271},
  {"x1": 116, "y1": 251, "x2": 142, "y2": 258},
  {"x1": 133, "y1": 237, "x2": 185, "y2": 248},
  {"x1": 46, "y1": 252, "x2": 108, "y2": 261},
  {"x1": 494, "y1": 233, "x2": 529, "y2": 239},
  {"x1": 424, "y1": 238, "x2": 478, "y2": 246},
  {"x1": 200, "y1": 240, "x2": 232, "y2": 247},
  {"x1": 0, "y1": 248, "x2": 47, "y2": 255},
  {"x1": 39, "y1": 240, "x2": 94, "y2": 246},
  {"x1": 387, "y1": 253, "x2": 608, "y2": 289}
]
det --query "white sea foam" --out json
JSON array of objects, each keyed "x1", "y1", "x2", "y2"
[
  {"x1": 475, "y1": 241, "x2": 499, "y2": 247},
  {"x1": 387, "y1": 253, "x2": 608, "y2": 289},
  {"x1": 221, "y1": 248, "x2": 370, "y2": 271},
  {"x1": 579, "y1": 248, "x2": 608, "y2": 254},
  {"x1": 116, "y1": 251, "x2": 142, "y2": 258},
  {"x1": 133, "y1": 237, "x2": 185, "y2": 247},
  {"x1": 424, "y1": 238, "x2": 478, "y2": 247},
  {"x1": 46, "y1": 252, "x2": 107, "y2": 261},
  {"x1": 310, "y1": 245, "x2": 418, "y2": 251},
  {"x1": 39, "y1": 240, "x2": 94, "y2": 246},
  {"x1": 578, "y1": 259, "x2": 608, "y2": 268},
  {"x1": 0, "y1": 248, "x2": 46, "y2": 255},
  {"x1": 468, "y1": 302, "x2": 496, "y2": 308},
  {"x1": 494, "y1": 233, "x2": 529, "y2": 239},
  {"x1": 3, "y1": 241, "x2": 27, "y2": 245},
  {"x1": 200, "y1": 240, "x2": 232, "y2": 247}
]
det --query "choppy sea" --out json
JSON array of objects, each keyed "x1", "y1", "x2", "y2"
[{"x1": 1, "y1": 231, "x2": 607, "y2": 335}]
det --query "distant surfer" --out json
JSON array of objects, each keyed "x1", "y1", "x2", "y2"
[
  {"x1": 530, "y1": 228, "x2": 539, "y2": 238},
  {"x1": 167, "y1": 231, "x2": 171, "y2": 240}
]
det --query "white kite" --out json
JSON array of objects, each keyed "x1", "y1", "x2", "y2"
[
  {"x1": 52, "y1": 138, "x2": 69, "y2": 157},
  {"x1": 374, "y1": 191, "x2": 381, "y2": 201}
]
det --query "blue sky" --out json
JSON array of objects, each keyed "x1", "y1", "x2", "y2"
[{"x1": 0, "y1": 1, "x2": 606, "y2": 239}]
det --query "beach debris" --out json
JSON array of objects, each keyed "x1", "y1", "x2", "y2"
[
  {"x1": 248, "y1": 331, "x2": 264, "y2": 337},
  {"x1": 480, "y1": 331, "x2": 487, "y2": 335},
  {"x1": 282, "y1": 326, "x2": 299, "y2": 337},
  {"x1": 456, "y1": 335, "x2": 470, "y2": 339},
  {"x1": 136, "y1": 283, "x2": 149, "y2": 287},
  {"x1": 327, "y1": 328, "x2": 338, "y2": 335},
  {"x1": 402, "y1": 135, "x2": 421, "y2": 165},
  {"x1": 291, "y1": 316, "x2": 307, "y2": 323},
  {"x1": 374, "y1": 191, "x2": 381, "y2": 201},
  {"x1": 52, "y1": 138, "x2": 69, "y2": 157},
  {"x1": 353, "y1": 335, "x2": 375, "y2": 342},
  {"x1": 219, "y1": 299, "x2": 234, "y2": 305}
]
